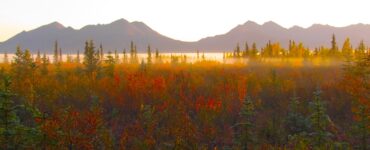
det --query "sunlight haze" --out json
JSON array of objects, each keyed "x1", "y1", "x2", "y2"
[{"x1": 1, "y1": 0, "x2": 370, "y2": 42}]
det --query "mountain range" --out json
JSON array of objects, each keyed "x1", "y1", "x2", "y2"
[{"x1": 1, "y1": 18, "x2": 370, "y2": 53}]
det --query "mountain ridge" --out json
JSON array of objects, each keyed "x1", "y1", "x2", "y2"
[{"x1": 1, "y1": 19, "x2": 370, "y2": 53}]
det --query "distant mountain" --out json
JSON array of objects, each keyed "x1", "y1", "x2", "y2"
[
  {"x1": 0, "y1": 19, "x2": 190, "y2": 53},
  {"x1": 1, "y1": 19, "x2": 370, "y2": 53},
  {"x1": 196, "y1": 21, "x2": 370, "y2": 51}
]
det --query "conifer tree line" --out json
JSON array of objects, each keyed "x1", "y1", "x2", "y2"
[
  {"x1": 228, "y1": 34, "x2": 369, "y2": 58},
  {"x1": 3, "y1": 34, "x2": 369, "y2": 65}
]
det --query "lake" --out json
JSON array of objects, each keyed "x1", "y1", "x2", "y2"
[{"x1": 0, "y1": 52, "x2": 226, "y2": 63}]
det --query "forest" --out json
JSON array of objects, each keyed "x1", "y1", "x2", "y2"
[{"x1": 0, "y1": 35, "x2": 369, "y2": 149}]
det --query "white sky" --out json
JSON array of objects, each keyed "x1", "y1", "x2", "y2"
[{"x1": 1, "y1": 0, "x2": 370, "y2": 42}]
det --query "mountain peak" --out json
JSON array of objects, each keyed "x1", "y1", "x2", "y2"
[
  {"x1": 262, "y1": 21, "x2": 281, "y2": 27},
  {"x1": 46, "y1": 21, "x2": 65, "y2": 29},
  {"x1": 110, "y1": 18, "x2": 130, "y2": 25},
  {"x1": 244, "y1": 20, "x2": 258, "y2": 26}
]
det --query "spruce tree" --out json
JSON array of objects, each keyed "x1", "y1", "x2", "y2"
[
  {"x1": 244, "y1": 42, "x2": 249, "y2": 57},
  {"x1": 0, "y1": 76, "x2": 17, "y2": 149},
  {"x1": 234, "y1": 95, "x2": 255, "y2": 149},
  {"x1": 330, "y1": 34, "x2": 339, "y2": 57},
  {"x1": 105, "y1": 51, "x2": 115, "y2": 77},
  {"x1": 83, "y1": 40, "x2": 100, "y2": 77},
  {"x1": 342, "y1": 38, "x2": 353, "y2": 59},
  {"x1": 3, "y1": 52, "x2": 9, "y2": 64},
  {"x1": 76, "y1": 50, "x2": 80, "y2": 64},
  {"x1": 114, "y1": 49, "x2": 119, "y2": 63},
  {"x1": 59, "y1": 48, "x2": 62, "y2": 63},
  {"x1": 352, "y1": 105, "x2": 369, "y2": 150},
  {"x1": 40, "y1": 53, "x2": 49, "y2": 75},
  {"x1": 285, "y1": 92, "x2": 310, "y2": 143},
  {"x1": 309, "y1": 87, "x2": 332, "y2": 148},
  {"x1": 35, "y1": 50, "x2": 41, "y2": 64},
  {"x1": 147, "y1": 45, "x2": 152, "y2": 64},
  {"x1": 356, "y1": 40, "x2": 366, "y2": 57},
  {"x1": 235, "y1": 43, "x2": 240, "y2": 57},
  {"x1": 0, "y1": 76, "x2": 36, "y2": 149},
  {"x1": 251, "y1": 42, "x2": 258, "y2": 57},
  {"x1": 100, "y1": 43, "x2": 104, "y2": 61},
  {"x1": 122, "y1": 49, "x2": 127, "y2": 64},
  {"x1": 54, "y1": 41, "x2": 58, "y2": 64},
  {"x1": 155, "y1": 49, "x2": 159, "y2": 59}
]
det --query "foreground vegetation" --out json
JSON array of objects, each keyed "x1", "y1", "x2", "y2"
[{"x1": 0, "y1": 38, "x2": 369, "y2": 149}]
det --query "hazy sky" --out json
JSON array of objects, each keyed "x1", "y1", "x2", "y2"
[{"x1": 1, "y1": 0, "x2": 370, "y2": 42}]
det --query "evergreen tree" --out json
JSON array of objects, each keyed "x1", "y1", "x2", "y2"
[
  {"x1": 76, "y1": 50, "x2": 80, "y2": 64},
  {"x1": 285, "y1": 92, "x2": 310, "y2": 144},
  {"x1": 356, "y1": 40, "x2": 366, "y2": 57},
  {"x1": 251, "y1": 42, "x2": 258, "y2": 57},
  {"x1": 235, "y1": 43, "x2": 240, "y2": 57},
  {"x1": 244, "y1": 42, "x2": 249, "y2": 57},
  {"x1": 35, "y1": 50, "x2": 41, "y2": 64},
  {"x1": 114, "y1": 49, "x2": 119, "y2": 63},
  {"x1": 83, "y1": 40, "x2": 100, "y2": 77},
  {"x1": 105, "y1": 51, "x2": 115, "y2": 77},
  {"x1": 235, "y1": 95, "x2": 255, "y2": 149},
  {"x1": 342, "y1": 38, "x2": 353, "y2": 59},
  {"x1": 12, "y1": 47, "x2": 34, "y2": 80},
  {"x1": 289, "y1": 40, "x2": 293, "y2": 55},
  {"x1": 0, "y1": 75, "x2": 40, "y2": 149},
  {"x1": 309, "y1": 87, "x2": 332, "y2": 148},
  {"x1": 155, "y1": 49, "x2": 159, "y2": 59},
  {"x1": 40, "y1": 53, "x2": 49, "y2": 75},
  {"x1": 130, "y1": 41, "x2": 138, "y2": 63},
  {"x1": 3, "y1": 52, "x2": 9, "y2": 64},
  {"x1": 147, "y1": 45, "x2": 152, "y2": 64},
  {"x1": 122, "y1": 49, "x2": 127, "y2": 64},
  {"x1": 351, "y1": 105, "x2": 369, "y2": 150},
  {"x1": 330, "y1": 34, "x2": 339, "y2": 57},
  {"x1": 100, "y1": 43, "x2": 104, "y2": 61},
  {"x1": 0, "y1": 76, "x2": 17, "y2": 149},
  {"x1": 12, "y1": 46, "x2": 24, "y2": 77},
  {"x1": 59, "y1": 48, "x2": 62, "y2": 63},
  {"x1": 54, "y1": 41, "x2": 59, "y2": 64}
]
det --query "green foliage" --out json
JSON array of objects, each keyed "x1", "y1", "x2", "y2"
[
  {"x1": 147, "y1": 45, "x2": 152, "y2": 64},
  {"x1": 104, "y1": 51, "x2": 115, "y2": 77},
  {"x1": 309, "y1": 88, "x2": 332, "y2": 148},
  {"x1": 234, "y1": 95, "x2": 255, "y2": 149},
  {"x1": 342, "y1": 38, "x2": 353, "y2": 59},
  {"x1": 0, "y1": 75, "x2": 42, "y2": 149},
  {"x1": 330, "y1": 34, "x2": 339, "y2": 56},
  {"x1": 355, "y1": 40, "x2": 366, "y2": 58},
  {"x1": 54, "y1": 40, "x2": 59, "y2": 64},
  {"x1": 286, "y1": 94, "x2": 310, "y2": 134},
  {"x1": 40, "y1": 53, "x2": 49, "y2": 75},
  {"x1": 83, "y1": 40, "x2": 100, "y2": 77},
  {"x1": 3, "y1": 52, "x2": 9, "y2": 64},
  {"x1": 285, "y1": 93, "x2": 311, "y2": 146},
  {"x1": 130, "y1": 41, "x2": 138, "y2": 64},
  {"x1": 352, "y1": 105, "x2": 369, "y2": 150}
]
